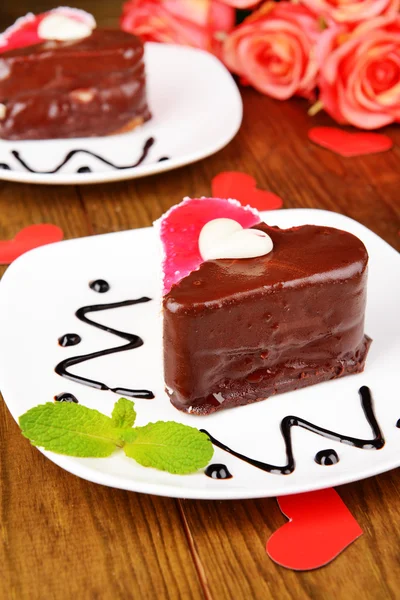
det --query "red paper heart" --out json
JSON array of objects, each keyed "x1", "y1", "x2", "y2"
[
  {"x1": 212, "y1": 172, "x2": 283, "y2": 211},
  {"x1": 0, "y1": 224, "x2": 64, "y2": 264},
  {"x1": 267, "y1": 488, "x2": 363, "y2": 571},
  {"x1": 308, "y1": 127, "x2": 393, "y2": 157}
]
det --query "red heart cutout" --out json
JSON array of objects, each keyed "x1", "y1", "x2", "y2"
[
  {"x1": 212, "y1": 172, "x2": 283, "y2": 211},
  {"x1": 0, "y1": 224, "x2": 64, "y2": 264},
  {"x1": 308, "y1": 127, "x2": 393, "y2": 157},
  {"x1": 267, "y1": 488, "x2": 363, "y2": 570}
]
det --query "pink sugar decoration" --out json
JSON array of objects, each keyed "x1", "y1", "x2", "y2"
[{"x1": 157, "y1": 197, "x2": 261, "y2": 295}]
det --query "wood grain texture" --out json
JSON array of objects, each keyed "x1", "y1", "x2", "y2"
[
  {"x1": 0, "y1": 182, "x2": 87, "y2": 279},
  {"x1": 1, "y1": 1, "x2": 400, "y2": 598},
  {"x1": 180, "y1": 470, "x2": 400, "y2": 600}
]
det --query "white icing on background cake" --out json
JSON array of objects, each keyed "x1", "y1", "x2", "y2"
[{"x1": 38, "y1": 13, "x2": 94, "y2": 41}]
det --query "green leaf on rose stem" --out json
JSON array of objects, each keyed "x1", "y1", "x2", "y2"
[
  {"x1": 122, "y1": 421, "x2": 214, "y2": 474},
  {"x1": 111, "y1": 397, "x2": 137, "y2": 429},
  {"x1": 19, "y1": 402, "x2": 121, "y2": 458}
]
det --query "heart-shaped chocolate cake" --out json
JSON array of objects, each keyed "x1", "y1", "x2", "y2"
[{"x1": 159, "y1": 198, "x2": 371, "y2": 415}]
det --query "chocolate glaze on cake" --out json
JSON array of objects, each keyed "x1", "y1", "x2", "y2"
[
  {"x1": 0, "y1": 29, "x2": 150, "y2": 140},
  {"x1": 163, "y1": 223, "x2": 371, "y2": 415}
]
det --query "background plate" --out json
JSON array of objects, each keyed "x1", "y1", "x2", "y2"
[
  {"x1": 0, "y1": 43, "x2": 242, "y2": 185},
  {"x1": 0, "y1": 209, "x2": 399, "y2": 499}
]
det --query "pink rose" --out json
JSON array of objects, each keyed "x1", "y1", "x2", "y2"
[
  {"x1": 317, "y1": 17, "x2": 400, "y2": 129},
  {"x1": 301, "y1": 0, "x2": 400, "y2": 25},
  {"x1": 121, "y1": 0, "x2": 234, "y2": 55},
  {"x1": 223, "y1": 2, "x2": 320, "y2": 100}
]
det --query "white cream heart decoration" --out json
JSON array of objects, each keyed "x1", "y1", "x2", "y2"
[
  {"x1": 199, "y1": 218, "x2": 273, "y2": 261},
  {"x1": 38, "y1": 14, "x2": 94, "y2": 41}
]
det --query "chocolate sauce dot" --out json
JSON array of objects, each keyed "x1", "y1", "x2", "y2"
[
  {"x1": 0, "y1": 163, "x2": 11, "y2": 170},
  {"x1": 158, "y1": 156, "x2": 170, "y2": 162},
  {"x1": 396, "y1": 419, "x2": 400, "y2": 428},
  {"x1": 315, "y1": 449, "x2": 339, "y2": 466},
  {"x1": 205, "y1": 464, "x2": 233, "y2": 480},
  {"x1": 77, "y1": 166, "x2": 92, "y2": 173},
  {"x1": 54, "y1": 393, "x2": 79, "y2": 403},
  {"x1": 58, "y1": 333, "x2": 82, "y2": 347},
  {"x1": 89, "y1": 279, "x2": 110, "y2": 293}
]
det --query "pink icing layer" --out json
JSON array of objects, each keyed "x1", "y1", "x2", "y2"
[{"x1": 158, "y1": 197, "x2": 261, "y2": 295}]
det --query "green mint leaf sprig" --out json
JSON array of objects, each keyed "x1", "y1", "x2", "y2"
[
  {"x1": 19, "y1": 399, "x2": 213, "y2": 475},
  {"x1": 111, "y1": 397, "x2": 137, "y2": 429}
]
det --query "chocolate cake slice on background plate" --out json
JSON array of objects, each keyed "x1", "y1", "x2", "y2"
[
  {"x1": 0, "y1": 8, "x2": 150, "y2": 140},
  {"x1": 158, "y1": 198, "x2": 371, "y2": 415}
]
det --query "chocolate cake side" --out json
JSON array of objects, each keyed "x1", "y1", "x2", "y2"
[
  {"x1": 0, "y1": 29, "x2": 151, "y2": 140},
  {"x1": 163, "y1": 223, "x2": 371, "y2": 415}
]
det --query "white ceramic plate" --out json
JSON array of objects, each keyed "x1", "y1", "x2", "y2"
[
  {"x1": 0, "y1": 209, "x2": 399, "y2": 499},
  {"x1": 0, "y1": 43, "x2": 242, "y2": 185}
]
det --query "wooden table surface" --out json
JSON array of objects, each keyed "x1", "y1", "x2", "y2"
[{"x1": 1, "y1": 4, "x2": 400, "y2": 600}]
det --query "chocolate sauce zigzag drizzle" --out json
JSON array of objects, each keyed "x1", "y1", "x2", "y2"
[
  {"x1": 201, "y1": 387, "x2": 384, "y2": 476},
  {"x1": 55, "y1": 297, "x2": 154, "y2": 399},
  {"x1": 9, "y1": 137, "x2": 155, "y2": 174}
]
